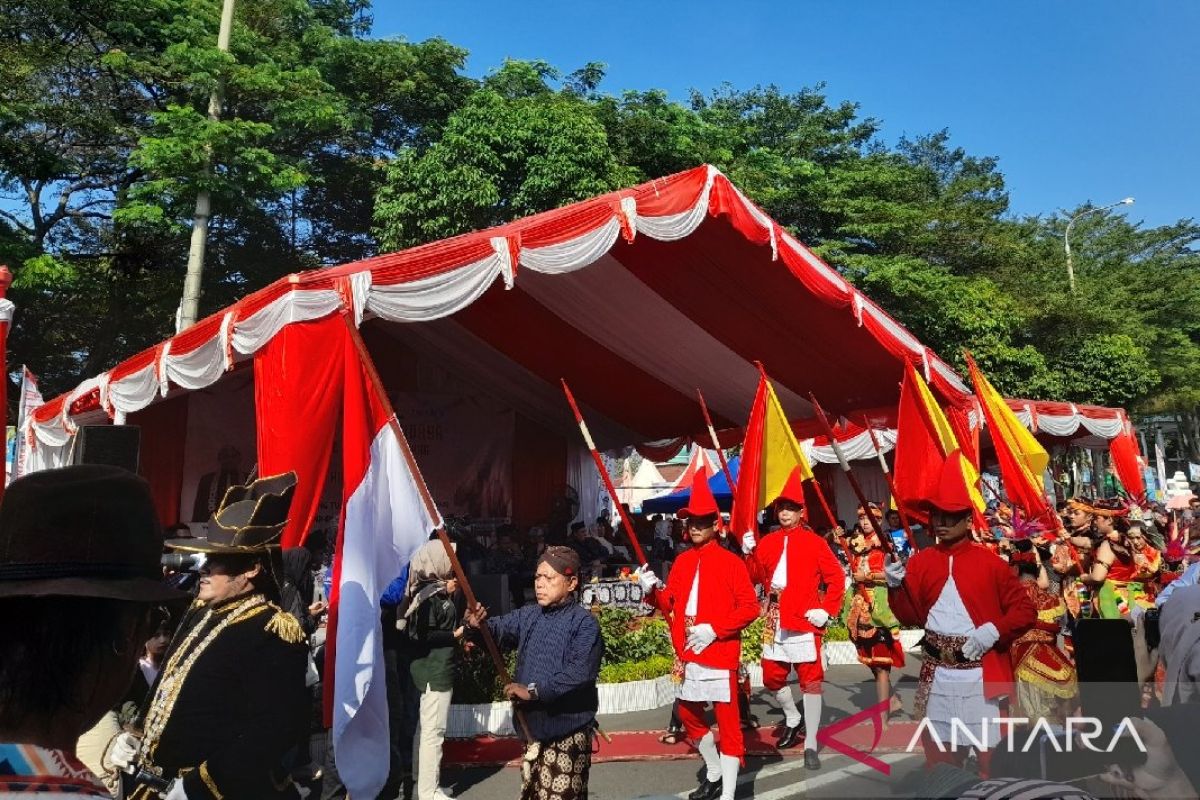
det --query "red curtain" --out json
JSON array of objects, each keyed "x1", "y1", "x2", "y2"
[
  {"x1": 129, "y1": 395, "x2": 189, "y2": 526},
  {"x1": 511, "y1": 414, "x2": 567, "y2": 528},
  {"x1": 806, "y1": 463, "x2": 839, "y2": 528},
  {"x1": 255, "y1": 316, "x2": 346, "y2": 548}
]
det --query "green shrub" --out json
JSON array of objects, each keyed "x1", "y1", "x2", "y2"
[
  {"x1": 596, "y1": 607, "x2": 674, "y2": 666},
  {"x1": 597, "y1": 654, "x2": 675, "y2": 683},
  {"x1": 740, "y1": 617, "x2": 764, "y2": 663}
]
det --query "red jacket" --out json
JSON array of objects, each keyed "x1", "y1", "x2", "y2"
[
  {"x1": 888, "y1": 537, "x2": 1035, "y2": 700},
  {"x1": 646, "y1": 539, "x2": 759, "y2": 670},
  {"x1": 747, "y1": 526, "x2": 846, "y2": 636}
]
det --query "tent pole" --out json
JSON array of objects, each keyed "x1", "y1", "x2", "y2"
[
  {"x1": 341, "y1": 313, "x2": 531, "y2": 741},
  {"x1": 560, "y1": 379, "x2": 649, "y2": 566}
]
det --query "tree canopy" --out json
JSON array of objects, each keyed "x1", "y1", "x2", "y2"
[{"x1": 2, "y1": 2, "x2": 1198, "y2": 424}]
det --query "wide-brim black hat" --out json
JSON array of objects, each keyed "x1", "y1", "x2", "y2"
[
  {"x1": 167, "y1": 472, "x2": 297, "y2": 555},
  {"x1": 0, "y1": 465, "x2": 186, "y2": 602}
]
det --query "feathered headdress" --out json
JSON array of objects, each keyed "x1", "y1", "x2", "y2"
[{"x1": 1008, "y1": 509, "x2": 1048, "y2": 542}]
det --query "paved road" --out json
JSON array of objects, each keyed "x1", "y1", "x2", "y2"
[{"x1": 445, "y1": 752, "x2": 923, "y2": 799}]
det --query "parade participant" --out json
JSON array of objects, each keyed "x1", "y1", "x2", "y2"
[
  {"x1": 108, "y1": 473, "x2": 311, "y2": 800},
  {"x1": 396, "y1": 540, "x2": 465, "y2": 800},
  {"x1": 1156, "y1": 539, "x2": 1192, "y2": 606},
  {"x1": 1007, "y1": 525, "x2": 1077, "y2": 726},
  {"x1": 0, "y1": 467, "x2": 185, "y2": 799},
  {"x1": 1087, "y1": 500, "x2": 1156, "y2": 618},
  {"x1": 885, "y1": 451, "x2": 1036, "y2": 777},
  {"x1": 741, "y1": 468, "x2": 845, "y2": 767},
  {"x1": 842, "y1": 525, "x2": 906, "y2": 726},
  {"x1": 464, "y1": 545, "x2": 601, "y2": 800},
  {"x1": 1051, "y1": 499, "x2": 1099, "y2": 620},
  {"x1": 639, "y1": 470, "x2": 758, "y2": 799}
]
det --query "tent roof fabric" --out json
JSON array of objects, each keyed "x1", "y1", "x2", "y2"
[{"x1": 26, "y1": 165, "x2": 1124, "y2": 454}]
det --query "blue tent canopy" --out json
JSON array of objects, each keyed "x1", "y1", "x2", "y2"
[{"x1": 641, "y1": 457, "x2": 740, "y2": 514}]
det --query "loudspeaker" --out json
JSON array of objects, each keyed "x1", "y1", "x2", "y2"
[{"x1": 70, "y1": 425, "x2": 141, "y2": 473}]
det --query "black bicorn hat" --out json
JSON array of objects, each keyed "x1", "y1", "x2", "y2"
[
  {"x1": 0, "y1": 465, "x2": 185, "y2": 602},
  {"x1": 168, "y1": 472, "x2": 298, "y2": 555}
]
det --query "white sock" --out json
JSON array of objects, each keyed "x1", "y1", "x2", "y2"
[
  {"x1": 697, "y1": 731, "x2": 721, "y2": 781},
  {"x1": 802, "y1": 693, "x2": 823, "y2": 752},
  {"x1": 775, "y1": 686, "x2": 802, "y2": 728},
  {"x1": 719, "y1": 753, "x2": 740, "y2": 800}
]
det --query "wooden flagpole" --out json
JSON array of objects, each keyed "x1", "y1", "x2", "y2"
[
  {"x1": 341, "y1": 313, "x2": 531, "y2": 741},
  {"x1": 696, "y1": 389, "x2": 736, "y2": 494},
  {"x1": 808, "y1": 393, "x2": 896, "y2": 555},
  {"x1": 860, "y1": 418, "x2": 919, "y2": 553},
  {"x1": 560, "y1": 379, "x2": 650, "y2": 566}
]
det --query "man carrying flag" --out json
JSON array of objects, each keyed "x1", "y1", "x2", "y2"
[
  {"x1": 741, "y1": 468, "x2": 845, "y2": 767},
  {"x1": 728, "y1": 368, "x2": 845, "y2": 767},
  {"x1": 885, "y1": 451, "x2": 1035, "y2": 777},
  {"x1": 638, "y1": 468, "x2": 758, "y2": 800}
]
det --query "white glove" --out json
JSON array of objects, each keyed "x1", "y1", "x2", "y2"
[
  {"x1": 635, "y1": 564, "x2": 660, "y2": 592},
  {"x1": 804, "y1": 608, "x2": 831, "y2": 628},
  {"x1": 741, "y1": 531, "x2": 757, "y2": 554},
  {"x1": 686, "y1": 623, "x2": 717, "y2": 654},
  {"x1": 106, "y1": 731, "x2": 140, "y2": 771},
  {"x1": 164, "y1": 779, "x2": 189, "y2": 800},
  {"x1": 884, "y1": 555, "x2": 906, "y2": 588},
  {"x1": 961, "y1": 622, "x2": 1000, "y2": 661}
]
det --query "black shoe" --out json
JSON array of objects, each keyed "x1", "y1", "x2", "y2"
[
  {"x1": 687, "y1": 777, "x2": 723, "y2": 800},
  {"x1": 776, "y1": 723, "x2": 804, "y2": 750},
  {"x1": 804, "y1": 749, "x2": 821, "y2": 770}
]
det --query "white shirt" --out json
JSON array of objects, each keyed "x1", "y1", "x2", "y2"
[
  {"x1": 679, "y1": 562, "x2": 732, "y2": 702},
  {"x1": 771, "y1": 535, "x2": 789, "y2": 589},
  {"x1": 926, "y1": 556, "x2": 984, "y2": 688}
]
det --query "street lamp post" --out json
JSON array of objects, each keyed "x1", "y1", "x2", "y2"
[{"x1": 1064, "y1": 197, "x2": 1134, "y2": 293}]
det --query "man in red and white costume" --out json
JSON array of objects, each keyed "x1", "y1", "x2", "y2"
[
  {"x1": 638, "y1": 470, "x2": 759, "y2": 800},
  {"x1": 741, "y1": 467, "x2": 845, "y2": 769},
  {"x1": 885, "y1": 451, "x2": 1036, "y2": 776}
]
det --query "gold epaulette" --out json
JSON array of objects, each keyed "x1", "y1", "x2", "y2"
[{"x1": 264, "y1": 604, "x2": 307, "y2": 645}]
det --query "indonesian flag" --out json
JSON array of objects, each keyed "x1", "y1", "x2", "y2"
[
  {"x1": 965, "y1": 352, "x2": 1055, "y2": 527},
  {"x1": 730, "y1": 369, "x2": 814, "y2": 538},
  {"x1": 892, "y1": 362, "x2": 985, "y2": 521}
]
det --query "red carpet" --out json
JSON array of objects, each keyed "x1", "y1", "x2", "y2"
[{"x1": 443, "y1": 721, "x2": 921, "y2": 767}]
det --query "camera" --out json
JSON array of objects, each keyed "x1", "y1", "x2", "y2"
[{"x1": 161, "y1": 552, "x2": 206, "y2": 571}]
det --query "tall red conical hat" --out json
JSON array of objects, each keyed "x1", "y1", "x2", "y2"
[
  {"x1": 770, "y1": 466, "x2": 807, "y2": 507},
  {"x1": 921, "y1": 450, "x2": 976, "y2": 514},
  {"x1": 677, "y1": 466, "x2": 720, "y2": 520}
]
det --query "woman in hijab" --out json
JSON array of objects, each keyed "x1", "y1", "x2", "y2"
[{"x1": 397, "y1": 540, "x2": 464, "y2": 800}]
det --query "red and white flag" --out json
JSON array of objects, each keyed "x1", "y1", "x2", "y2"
[{"x1": 328, "y1": 337, "x2": 441, "y2": 799}]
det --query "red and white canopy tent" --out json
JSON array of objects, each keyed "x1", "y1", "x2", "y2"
[{"x1": 20, "y1": 164, "x2": 1141, "y2": 524}]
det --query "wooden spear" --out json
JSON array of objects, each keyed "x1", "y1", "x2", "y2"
[
  {"x1": 860, "y1": 418, "x2": 919, "y2": 553},
  {"x1": 808, "y1": 393, "x2": 895, "y2": 555},
  {"x1": 696, "y1": 388, "x2": 736, "y2": 495},
  {"x1": 341, "y1": 313, "x2": 531, "y2": 741},
  {"x1": 560, "y1": 379, "x2": 650, "y2": 566}
]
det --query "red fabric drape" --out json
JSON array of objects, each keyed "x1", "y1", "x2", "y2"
[
  {"x1": 1109, "y1": 429, "x2": 1146, "y2": 501},
  {"x1": 511, "y1": 414, "x2": 567, "y2": 528},
  {"x1": 129, "y1": 396, "x2": 189, "y2": 526},
  {"x1": 806, "y1": 463, "x2": 838, "y2": 528},
  {"x1": 255, "y1": 316, "x2": 346, "y2": 548}
]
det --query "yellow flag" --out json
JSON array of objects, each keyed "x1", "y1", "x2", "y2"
[{"x1": 760, "y1": 379, "x2": 814, "y2": 504}]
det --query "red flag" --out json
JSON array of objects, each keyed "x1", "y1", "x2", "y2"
[
  {"x1": 1109, "y1": 427, "x2": 1146, "y2": 502},
  {"x1": 892, "y1": 362, "x2": 984, "y2": 521},
  {"x1": 730, "y1": 371, "x2": 814, "y2": 539}
]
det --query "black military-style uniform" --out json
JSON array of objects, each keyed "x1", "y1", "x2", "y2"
[{"x1": 132, "y1": 593, "x2": 309, "y2": 800}]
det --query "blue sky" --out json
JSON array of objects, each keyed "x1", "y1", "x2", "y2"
[{"x1": 374, "y1": 1, "x2": 1198, "y2": 230}]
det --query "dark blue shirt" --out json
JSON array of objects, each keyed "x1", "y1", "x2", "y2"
[{"x1": 487, "y1": 600, "x2": 602, "y2": 742}]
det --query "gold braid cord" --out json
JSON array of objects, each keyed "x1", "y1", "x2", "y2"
[{"x1": 138, "y1": 595, "x2": 270, "y2": 774}]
